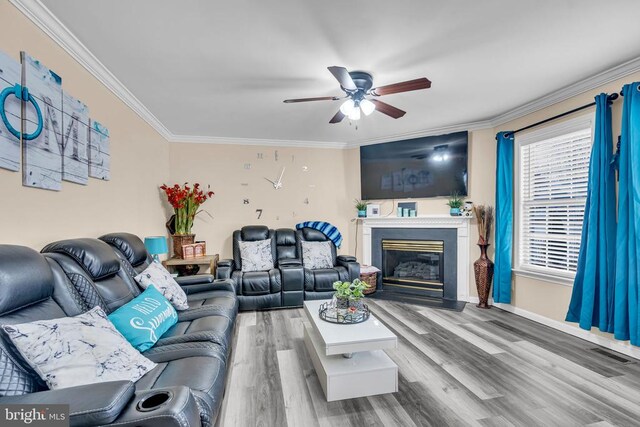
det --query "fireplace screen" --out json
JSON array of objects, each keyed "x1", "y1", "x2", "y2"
[{"x1": 382, "y1": 239, "x2": 444, "y2": 295}]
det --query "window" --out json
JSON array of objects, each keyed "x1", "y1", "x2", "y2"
[{"x1": 516, "y1": 116, "x2": 593, "y2": 283}]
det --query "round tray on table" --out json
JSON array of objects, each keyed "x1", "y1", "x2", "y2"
[{"x1": 318, "y1": 302, "x2": 370, "y2": 324}]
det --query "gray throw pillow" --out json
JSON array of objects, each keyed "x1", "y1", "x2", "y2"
[
  {"x1": 301, "y1": 241, "x2": 333, "y2": 269},
  {"x1": 135, "y1": 261, "x2": 189, "y2": 311},
  {"x1": 239, "y1": 239, "x2": 274, "y2": 272},
  {"x1": 2, "y1": 307, "x2": 156, "y2": 390}
]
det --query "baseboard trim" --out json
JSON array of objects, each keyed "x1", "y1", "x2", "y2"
[{"x1": 467, "y1": 297, "x2": 640, "y2": 361}]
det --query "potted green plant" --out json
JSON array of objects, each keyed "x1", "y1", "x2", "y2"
[
  {"x1": 333, "y1": 280, "x2": 352, "y2": 309},
  {"x1": 354, "y1": 199, "x2": 369, "y2": 218},
  {"x1": 348, "y1": 278, "x2": 369, "y2": 311},
  {"x1": 446, "y1": 192, "x2": 465, "y2": 216}
]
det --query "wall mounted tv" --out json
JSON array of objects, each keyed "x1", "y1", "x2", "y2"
[{"x1": 360, "y1": 131, "x2": 468, "y2": 200}]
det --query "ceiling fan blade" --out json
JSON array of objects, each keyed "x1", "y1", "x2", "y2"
[
  {"x1": 327, "y1": 66, "x2": 357, "y2": 91},
  {"x1": 283, "y1": 96, "x2": 341, "y2": 103},
  {"x1": 371, "y1": 77, "x2": 431, "y2": 96},
  {"x1": 370, "y1": 99, "x2": 406, "y2": 119},
  {"x1": 329, "y1": 110, "x2": 346, "y2": 124}
]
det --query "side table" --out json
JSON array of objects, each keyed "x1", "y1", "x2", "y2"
[{"x1": 162, "y1": 254, "x2": 219, "y2": 276}]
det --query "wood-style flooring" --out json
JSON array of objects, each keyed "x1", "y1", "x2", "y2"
[{"x1": 217, "y1": 300, "x2": 640, "y2": 427}]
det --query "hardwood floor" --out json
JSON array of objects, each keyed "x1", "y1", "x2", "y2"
[{"x1": 217, "y1": 300, "x2": 640, "y2": 427}]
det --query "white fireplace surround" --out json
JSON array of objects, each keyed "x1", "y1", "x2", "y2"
[{"x1": 362, "y1": 215, "x2": 471, "y2": 302}]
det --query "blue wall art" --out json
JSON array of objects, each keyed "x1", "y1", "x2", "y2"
[
  {"x1": 0, "y1": 49, "x2": 110, "y2": 190},
  {"x1": 0, "y1": 51, "x2": 21, "y2": 172}
]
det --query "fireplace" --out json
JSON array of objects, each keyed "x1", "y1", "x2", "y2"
[{"x1": 382, "y1": 239, "x2": 445, "y2": 297}]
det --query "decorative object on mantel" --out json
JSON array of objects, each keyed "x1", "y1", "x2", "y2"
[
  {"x1": 446, "y1": 192, "x2": 465, "y2": 216},
  {"x1": 354, "y1": 199, "x2": 369, "y2": 218},
  {"x1": 473, "y1": 204, "x2": 495, "y2": 309},
  {"x1": 461, "y1": 201, "x2": 474, "y2": 217},
  {"x1": 160, "y1": 182, "x2": 214, "y2": 258},
  {"x1": 360, "y1": 265, "x2": 380, "y2": 295},
  {"x1": 366, "y1": 204, "x2": 380, "y2": 218},
  {"x1": 398, "y1": 202, "x2": 417, "y2": 217}
]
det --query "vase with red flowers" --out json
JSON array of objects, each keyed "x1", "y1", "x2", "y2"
[{"x1": 160, "y1": 183, "x2": 214, "y2": 258}]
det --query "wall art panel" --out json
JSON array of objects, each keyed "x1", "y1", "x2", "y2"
[
  {"x1": 89, "y1": 120, "x2": 110, "y2": 180},
  {"x1": 61, "y1": 92, "x2": 89, "y2": 184},
  {"x1": 22, "y1": 53, "x2": 63, "y2": 191},
  {"x1": 0, "y1": 50, "x2": 21, "y2": 172}
]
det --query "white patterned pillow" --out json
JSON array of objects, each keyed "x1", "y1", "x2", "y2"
[
  {"x1": 239, "y1": 239, "x2": 274, "y2": 272},
  {"x1": 135, "y1": 261, "x2": 189, "y2": 311},
  {"x1": 1, "y1": 307, "x2": 156, "y2": 390},
  {"x1": 301, "y1": 241, "x2": 333, "y2": 269}
]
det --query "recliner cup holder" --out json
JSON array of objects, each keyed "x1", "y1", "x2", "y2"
[{"x1": 136, "y1": 391, "x2": 173, "y2": 412}]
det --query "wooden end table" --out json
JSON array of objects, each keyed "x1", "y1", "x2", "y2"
[{"x1": 162, "y1": 254, "x2": 219, "y2": 276}]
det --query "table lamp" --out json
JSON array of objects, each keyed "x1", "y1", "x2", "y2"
[{"x1": 144, "y1": 236, "x2": 168, "y2": 262}]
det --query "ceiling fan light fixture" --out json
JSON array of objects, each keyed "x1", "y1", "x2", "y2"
[
  {"x1": 360, "y1": 99, "x2": 375, "y2": 116},
  {"x1": 348, "y1": 106, "x2": 361, "y2": 121},
  {"x1": 340, "y1": 99, "x2": 355, "y2": 115}
]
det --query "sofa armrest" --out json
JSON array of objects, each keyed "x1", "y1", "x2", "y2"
[
  {"x1": 216, "y1": 259, "x2": 234, "y2": 280},
  {"x1": 107, "y1": 386, "x2": 201, "y2": 427},
  {"x1": 175, "y1": 274, "x2": 214, "y2": 286},
  {"x1": 278, "y1": 258, "x2": 302, "y2": 267},
  {"x1": 336, "y1": 256, "x2": 360, "y2": 282},
  {"x1": 0, "y1": 381, "x2": 134, "y2": 427},
  {"x1": 337, "y1": 255, "x2": 357, "y2": 263}
]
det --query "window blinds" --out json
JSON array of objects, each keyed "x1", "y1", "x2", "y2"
[{"x1": 519, "y1": 128, "x2": 592, "y2": 276}]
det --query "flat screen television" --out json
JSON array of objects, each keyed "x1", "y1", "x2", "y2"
[{"x1": 360, "y1": 131, "x2": 468, "y2": 200}]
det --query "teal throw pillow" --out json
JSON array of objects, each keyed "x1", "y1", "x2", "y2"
[{"x1": 108, "y1": 285, "x2": 178, "y2": 352}]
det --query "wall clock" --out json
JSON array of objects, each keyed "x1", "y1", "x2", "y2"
[{"x1": 264, "y1": 167, "x2": 285, "y2": 190}]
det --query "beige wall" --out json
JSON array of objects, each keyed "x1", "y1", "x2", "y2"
[
  {"x1": 168, "y1": 143, "x2": 357, "y2": 259},
  {"x1": 495, "y1": 70, "x2": 640, "y2": 345},
  {"x1": 0, "y1": 2, "x2": 170, "y2": 250}
]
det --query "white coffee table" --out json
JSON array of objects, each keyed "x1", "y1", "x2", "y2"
[{"x1": 303, "y1": 300, "x2": 398, "y2": 402}]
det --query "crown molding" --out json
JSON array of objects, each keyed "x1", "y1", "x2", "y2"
[
  {"x1": 169, "y1": 134, "x2": 348, "y2": 149},
  {"x1": 12, "y1": 0, "x2": 640, "y2": 149},
  {"x1": 9, "y1": 0, "x2": 173, "y2": 140},
  {"x1": 491, "y1": 55, "x2": 640, "y2": 128}
]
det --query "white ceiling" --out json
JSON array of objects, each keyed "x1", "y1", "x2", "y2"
[{"x1": 35, "y1": 0, "x2": 640, "y2": 145}]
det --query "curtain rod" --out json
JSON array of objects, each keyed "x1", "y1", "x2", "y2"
[{"x1": 497, "y1": 93, "x2": 619, "y2": 140}]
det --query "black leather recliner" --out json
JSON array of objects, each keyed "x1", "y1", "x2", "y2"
[
  {"x1": 216, "y1": 226, "x2": 305, "y2": 311},
  {"x1": 296, "y1": 227, "x2": 360, "y2": 300},
  {"x1": 0, "y1": 244, "x2": 230, "y2": 426}
]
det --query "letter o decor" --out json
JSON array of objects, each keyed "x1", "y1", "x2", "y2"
[{"x1": 0, "y1": 83, "x2": 43, "y2": 141}]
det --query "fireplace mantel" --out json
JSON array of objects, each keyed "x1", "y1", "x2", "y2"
[{"x1": 362, "y1": 215, "x2": 471, "y2": 302}]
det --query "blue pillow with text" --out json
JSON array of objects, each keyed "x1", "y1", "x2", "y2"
[{"x1": 108, "y1": 285, "x2": 178, "y2": 352}]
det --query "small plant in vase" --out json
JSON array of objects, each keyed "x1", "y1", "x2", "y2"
[
  {"x1": 333, "y1": 280, "x2": 352, "y2": 310},
  {"x1": 473, "y1": 204, "x2": 494, "y2": 309},
  {"x1": 348, "y1": 279, "x2": 369, "y2": 312},
  {"x1": 354, "y1": 199, "x2": 369, "y2": 218},
  {"x1": 446, "y1": 192, "x2": 465, "y2": 216}
]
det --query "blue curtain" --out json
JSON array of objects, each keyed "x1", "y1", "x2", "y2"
[
  {"x1": 614, "y1": 82, "x2": 640, "y2": 344},
  {"x1": 494, "y1": 131, "x2": 514, "y2": 304},
  {"x1": 566, "y1": 93, "x2": 616, "y2": 332}
]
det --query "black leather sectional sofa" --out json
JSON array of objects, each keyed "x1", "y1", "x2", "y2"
[
  {"x1": 216, "y1": 225, "x2": 361, "y2": 311},
  {"x1": 0, "y1": 226, "x2": 358, "y2": 426},
  {"x1": 0, "y1": 236, "x2": 238, "y2": 427}
]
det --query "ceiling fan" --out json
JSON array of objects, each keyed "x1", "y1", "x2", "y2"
[{"x1": 283, "y1": 66, "x2": 431, "y2": 124}]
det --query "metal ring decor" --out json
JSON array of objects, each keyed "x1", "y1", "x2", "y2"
[{"x1": 0, "y1": 84, "x2": 43, "y2": 141}]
